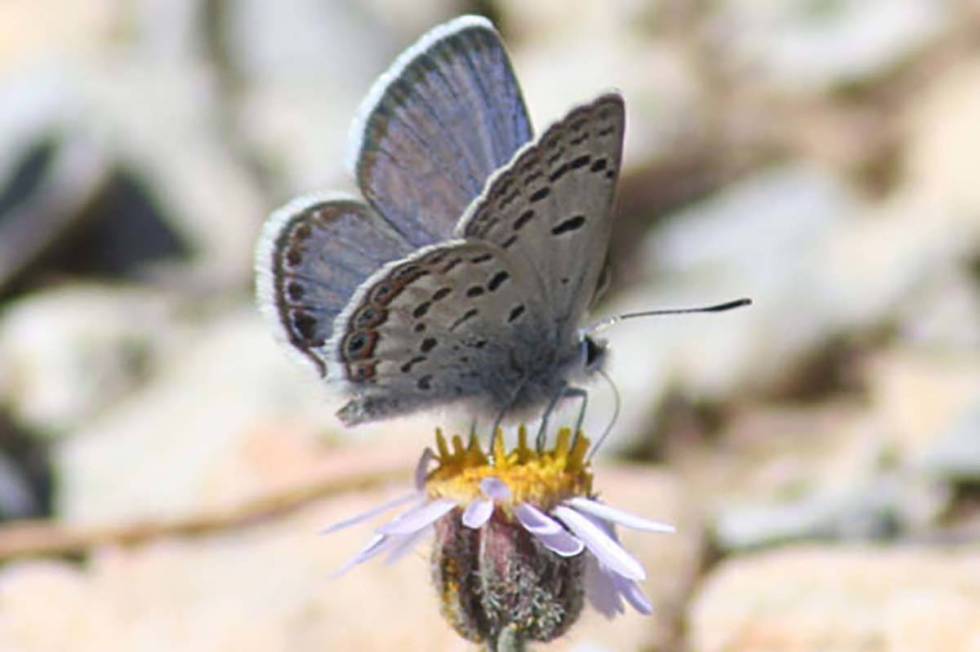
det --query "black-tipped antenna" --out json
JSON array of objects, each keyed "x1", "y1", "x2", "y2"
[{"x1": 589, "y1": 297, "x2": 752, "y2": 334}]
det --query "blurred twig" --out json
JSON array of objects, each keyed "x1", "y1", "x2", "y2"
[{"x1": 0, "y1": 457, "x2": 404, "y2": 561}]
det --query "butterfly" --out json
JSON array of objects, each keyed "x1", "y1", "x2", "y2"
[{"x1": 255, "y1": 15, "x2": 625, "y2": 428}]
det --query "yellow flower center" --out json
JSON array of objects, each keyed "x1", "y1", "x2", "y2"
[{"x1": 425, "y1": 426, "x2": 593, "y2": 512}]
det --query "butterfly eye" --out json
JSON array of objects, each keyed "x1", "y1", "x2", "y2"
[{"x1": 582, "y1": 336, "x2": 606, "y2": 371}]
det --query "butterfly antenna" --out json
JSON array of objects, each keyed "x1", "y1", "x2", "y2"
[
  {"x1": 588, "y1": 368, "x2": 621, "y2": 461},
  {"x1": 588, "y1": 297, "x2": 752, "y2": 334}
]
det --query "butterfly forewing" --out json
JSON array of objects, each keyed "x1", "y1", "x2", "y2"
[
  {"x1": 458, "y1": 93, "x2": 625, "y2": 340},
  {"x1": 329, "y1": 241, "x2": 556, "y2": 425},
  {"x1": 256, "y1": 195, "x2": 413, "y2": 376},
  {"x1": 351, "y1": 16, "x2": 533, "y2": 247}
]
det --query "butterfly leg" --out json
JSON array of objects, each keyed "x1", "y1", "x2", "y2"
[
  {"x1": 565, "y1": 386, "x2": 589, "y2": 440},
  {"x1": 535, "y1": 385, "x2": 568, "y2": 452}
]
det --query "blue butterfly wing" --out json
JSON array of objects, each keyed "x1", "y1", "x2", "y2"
[
  {"x1": 349, "y1": 16, "x2": 533, "y2": 247},
  {"x1": 255, "y1": 194, "x2": 413, "y2": 377}
]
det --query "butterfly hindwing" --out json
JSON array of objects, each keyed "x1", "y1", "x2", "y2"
[
  {"x1": 458, "y1": 93, "x2": 625, "y2": 341},
  {"x1": 329, "y1": 240, "x2": 562, "y2": 425},
  {"x1": 350, "y1": 15, "x2": 533, "y2": 247},
  {"x1": 255, "y1": 194, "x2": 413, "y2": 377}
]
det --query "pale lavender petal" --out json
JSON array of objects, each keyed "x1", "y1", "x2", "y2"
[
  {"x1": 612, "y1": 573, "x2": 654, "y2": 615},
  {"x1": 529, "y1": 528, "x2": 584, "y2": 557},
  {"x1": 480, "y1": 477, "x2": 511, "y2": 501},
  {"x1": 585, "y1": 556, "x2": 624, "y2": 618},
  {"x1": 319, "y1": 492, "x2": 422, "y2": 535},
  {"x1": 414, "y1": 448, "x2": 435, "y2": 490},
  {"x1": 462, "y1": 498, "x2": 494, "y2": 529},
  {"x1": 552, "y1": 505, "x2": 646, "y2": 581},
  {"x1": 330, "y1": 533, "x2": 392, "y2": 577},
  {"x1": 385, "y1": 525, "x2": 433, "y2": 565},
  {"x1": 565, "y1": 497, "x2": 675, "y2": 533},
  {"x1": 515, "y1": 503, "x2": 583, "y2": 557},
  {"x1": 514, "y1": 503, "x2": 562, "y2": 535},
  {"x1": 378, "y1": 498, "x2": 457, "y2": 536}
]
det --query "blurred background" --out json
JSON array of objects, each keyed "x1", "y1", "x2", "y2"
[{"x1": 0, "y1": 1, "x2": 978, "y2": 650}]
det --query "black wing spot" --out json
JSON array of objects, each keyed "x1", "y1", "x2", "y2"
[
  {"x1": 513, "y1": 209, "x2": 534, "y2": 231},
  {"x1": 590, "y1": 158, "x2": 607, "y2": 172},
  {"x1": 466, "y1": 286, "x2": 485, "y2": 298},
  {"x1": 488, "y1": 270, "x2": 510, "y2": 291},
  {"x1": 470, "y1": 253, "x2": 493, "y2": 264},
  {"x1": 605, "y1": 169, "x2": 615, "y2": 179},
  {"x1": 413, "y1": 302, "x2": 432, "y2": 318},
  {"x1": 569, "y1": 154, "x2": 591, "y2": 169},
  {"x1": 552, "y1": 215, "x2": 587, "y2": 235},
  {"x1": 400, "y1": 356, "x2": 426, "y2": 373},
  {"x1": 450, "y1": 308, "x2": 478, "y2": 331},
  {"x1": 502, "y1": 235, "x2": 518, "y2": 249},
  {"x1": 548, "y1": 163, "x2": 569, "y2": 182},
  {"x1": 417, "y1": 375, "x2": 433, "y2": 391},
  {"x1": 393, "y1": 264, "x2": 425, "y2": 282},
  {"x1": 560, "y1": 277, "x2": 570, "y2": 285},
  {"x1": 546, "y1": 149, "x2": 564, "y2": 166},
  {"x1": 570, "y1": 133, "x2": 588, "y2": 145},
  {"x1": 598, "y1": 126, "x2": 615, "y2": 137},
  {"x1": 414, "y1": 322, "x2": 426, "y2": 333},
  {"x1": 293, "y1": 223, "x2": 312, "y2": 240},
  {"x1": 441, "y1": 257, "x2": 463, "y2": 273},
  {"x1": 524, "y1": 170, "x2": 543, "y2": 186},
  {"x1": 460, "y1": 356, "x2": 470, "y2": 364},
  {"x1": 432, "y1": 287, "x2": 452, "y2": 301},
  {"x1": 508, "y1": 305, "x2": 525, "y2": 322},
  {"x1": 291, "y1": 311, "x2": 318, "y2": 341},
  {"x1": 474, "y1": 339, "x2": 488, "y2": 349},
  {"x1": 286, "y1": 281, "x2": 304, "y2": 301},
  {"x1": 529, "y1": 187, "x2": 551, "y2": 203},
  {"x1": 500, "y1": 188, "x2": 521, "y2": 210},
  {"x1": 284, "y1": 248, "x2": 303, "y2": 267},
  {"x1": 420, "y1": 337, "x2": 437, "y2": 352}
]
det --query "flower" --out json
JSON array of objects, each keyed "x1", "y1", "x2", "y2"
[{"x1": 323, "y1": 426, "x2": 675, "y2": 645}]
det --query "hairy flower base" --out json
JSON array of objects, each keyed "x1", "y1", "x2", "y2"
[
  {"x1": 433, "y1": 509, "x2": 584, "y2": 644},
  {"x1": 324, "y1": 426, "x2": 675, "y2": 646}
]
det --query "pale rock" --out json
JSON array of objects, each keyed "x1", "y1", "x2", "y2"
[
  {"x1": 920, "y1": 406, "x2": 980, "y2": 483},
  {"x1": 690, "y1": 546, "x2": 980, "y2": 652},
  {"x1": 0, "y1": 285, "x2": 179, "y2": 436},
  {"x1": 707, "y1": 0, "x2": 953, "y2": 95},
  {"x1": 867, "y1": 349, "x2": 980, "y2": 464},
  {"x1": 668, "y1": 402, "x2": 947, "y2": 550},
  {"x1": 904, "y1": 57, "x2": 980, "y2": 243},
  {"x1": 0, "y1": 0, "x2": 121, "y2": 75}
]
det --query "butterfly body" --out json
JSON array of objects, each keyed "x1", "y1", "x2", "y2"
[{"x1": 256, "y1": 16, "x2": 623, "y2": 426}]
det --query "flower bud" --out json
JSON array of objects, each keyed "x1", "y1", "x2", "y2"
[{"x1": 432, "y1": 507, "x2": 585, "y2": 646}]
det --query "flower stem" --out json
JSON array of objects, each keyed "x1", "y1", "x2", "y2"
[{"x1": 488, "y1": 626, "x2": 526, "y2": 652}]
